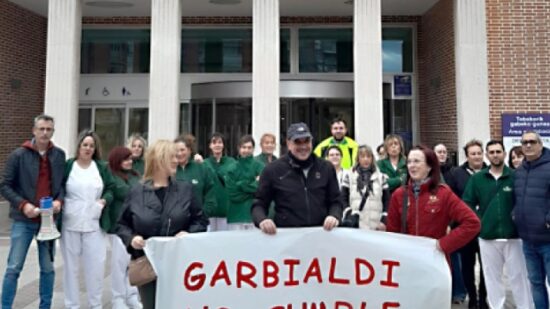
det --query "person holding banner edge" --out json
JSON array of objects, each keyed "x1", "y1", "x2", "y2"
[
  {"x1": 116, "y1": 140, "x2": 208, "y2": 309},
  {"x1": 252, "y1": 122, "x2": 342, "y2": 234},
  {"x1": 386, "y1": 145, "x2": 480, "y2": 259}
]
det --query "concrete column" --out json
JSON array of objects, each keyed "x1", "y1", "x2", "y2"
[
  {"x1": 354, "y1": 0, "x2": 383, "y2": 146},
  {"x1": 252, "y1": 0, "x2": 280, "y2": 155},
  {"x1": 43, "y1": 0, "x2": 82, "y2": 155},
  {"x1": 455, "y1": 0, "x2": 490, "y2": 162},
  {"x1": 148, "y1": 0, "x2": 182, "y2": 143}
]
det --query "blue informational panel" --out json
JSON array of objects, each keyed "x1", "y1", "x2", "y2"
[
  {"x1": 501, "y1": 113, "x2": 550, "y2": 151},
  {"x1": 393, "y1": 75, "x2": 412, "y2": 97}
]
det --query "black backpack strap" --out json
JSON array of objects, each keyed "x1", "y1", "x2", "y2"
[{"x1": 401, "y1": 185, "x2": 409, "y2": 233}]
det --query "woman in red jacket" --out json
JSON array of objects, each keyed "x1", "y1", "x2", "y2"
[{"x1": 386, "y1": 145, "x2": 480, "y2": 256}]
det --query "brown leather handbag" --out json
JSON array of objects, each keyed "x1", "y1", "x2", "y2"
[{"x1": 128, "y1": 256, "x2": 157, "y2": 286}]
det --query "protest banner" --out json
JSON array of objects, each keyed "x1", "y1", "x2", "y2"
[{"x1": 145, "y1": 227, "x2": 451, "y2": 309}]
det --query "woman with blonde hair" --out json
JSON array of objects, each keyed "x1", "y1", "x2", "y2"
[
  {"x1": 127, "y1": 134, "x2": 147, "y2": 176},
  {"x1": 377, "y1": 134, "x2": 407, "y2": 193},
  {"x1": 341, "y1": 145, "x2": 389, "y2": 230},
  {"x1": 116, "y1": 140, "x2": 208, "y2": 309},
  {"x1": 255, "y1": 133, "x2": 278, "y2": 165}
]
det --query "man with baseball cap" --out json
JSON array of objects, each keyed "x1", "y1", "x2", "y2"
[{"x1": 252, "y1": 122, "x2": 342, "y2": 234}]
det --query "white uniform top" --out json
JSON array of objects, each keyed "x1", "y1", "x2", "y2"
[{"x1": 63, "y1": 161, "x2": 104, "y2": 232}]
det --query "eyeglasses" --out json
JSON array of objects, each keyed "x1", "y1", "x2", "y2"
[{"x1": 521, "y1": 139, "x2": 539, "y2": 146}]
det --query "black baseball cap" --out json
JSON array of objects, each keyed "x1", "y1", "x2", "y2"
[{"x1": 287, "y1": 122, "x2": 312, "y2": 141}]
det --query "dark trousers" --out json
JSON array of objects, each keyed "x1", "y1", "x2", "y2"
[
  {"x1": 138, "y1": 280, "x2": 157, "y2": 309},
  {"x1": 460, "y1": 238, "x2": 487, "y2": 305}
]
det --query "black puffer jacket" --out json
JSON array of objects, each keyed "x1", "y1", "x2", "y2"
[
  {"x1": 513, "y1": 147, "x2": 550, "y2": 243},
  {"x1": 116, "y1": 178, "x2": 208, "y2": 259},
  {"x1": 251, "y1": 153, "x2": 343, "y2": 227}
]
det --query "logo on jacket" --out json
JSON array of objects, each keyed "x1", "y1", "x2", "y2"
[
  {"x1": 315, "y1": 172, "x2": 321, "y2": 179},
  {"x1": 428, "y1": 195, "x2": 439, "y2": 204},
  {"x1": 503, "y1": 186, "x2": 512, "y2": 192},
  {"x1": 192, "y1": 179, "x2": 199, "y2": 185}
]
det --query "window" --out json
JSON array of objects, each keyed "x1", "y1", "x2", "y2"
[
  {"x1": 382, "y1": 28, "x2": 413, "y2": 73},
  {"x1": 182, "y1": 29, "x2": 252, "y2": 73},
  {"x1": 299, "y1": 28, "x2": 353, "y2": 73},
  {"x1": 81, "y1": 29, "x2": 150, "y2": 73},
  {"x1": 181, "y1": 28, "x2": 290, "y2": 73}
]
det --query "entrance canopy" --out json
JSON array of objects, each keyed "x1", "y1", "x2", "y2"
[{"x1": 10, "y1": 0, "x2": 439, "y2": 17}]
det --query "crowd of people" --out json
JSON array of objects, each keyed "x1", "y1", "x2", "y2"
[{"x1": 1, "y1": 114, "x2": 549, "y2": 309}]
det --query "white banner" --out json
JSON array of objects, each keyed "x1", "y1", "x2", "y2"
[{"x1": 145, "y1": 228, "x2": 451, "y2": 309}]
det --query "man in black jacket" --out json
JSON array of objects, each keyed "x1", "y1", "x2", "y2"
[
  {"x1": 0, "y1": 114, "x2": 66, "y2": 309},
  {"x1": 447, "y1": 139, "x2": 488, "y2": 309},
  {"x1": 252, "y1": 122, "x2": 342, "y2": 234}
]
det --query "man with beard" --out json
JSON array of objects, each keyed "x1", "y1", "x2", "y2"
[
  {"x1": 314, "y1": 117, "x2": 358, "y2": 169},
  {"x1": 462, "y1": 140, "x2": 532, "y2": 309},
  {"x1": 447, "y1": 139, "x2": 488, "y2": 309},
  {"x1": 252, "y1": 122, "x2": 342, "y2": 234}
]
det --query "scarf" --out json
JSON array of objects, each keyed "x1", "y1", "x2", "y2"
[{"x1": 356, "y1": 165, "x2": 375, "y2": 197}]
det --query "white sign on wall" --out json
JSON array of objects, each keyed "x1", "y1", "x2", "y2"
[{"x1": 145, "y1": 228, "x2": 451, "y2": 309}]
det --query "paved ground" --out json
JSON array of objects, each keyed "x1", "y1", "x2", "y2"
[{"x1": 0, "y1": 201, "x2": 516, "y2": 308}]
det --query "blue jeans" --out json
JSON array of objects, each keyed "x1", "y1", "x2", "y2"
[
  {"x1": 451, "y1": 251, "x2": 467, "y2": 301},
  {"x1": 522, "y1": 240, "x2": 550, "y2": 309},
  {"x1": 1, "y1": 221, "x2": 56, "y2": 309}
]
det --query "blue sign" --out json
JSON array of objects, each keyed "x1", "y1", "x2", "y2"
[
  {"x1": 502, "y1": 114, "x2": 550, "y2": 136},
  {"x1": 393, "y1": 75, "x2": 412, "y2": 97},
  {"x1": 502, "y1": 113, "x2": 550, "y2": 150}
]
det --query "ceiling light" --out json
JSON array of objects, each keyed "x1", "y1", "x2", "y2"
[
  {"x1": 86, "y1": 1, "x2": 134, "y2": 8},
  {"x1": 210, "y1": 0, "x2": 242, "y2": 5}
]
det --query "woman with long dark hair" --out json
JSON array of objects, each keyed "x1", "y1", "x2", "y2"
[
  {"x1": 61, "y1": 130, "x2": 115, "y2": 309},
  {"x1": 107, "y1": 146, "x2": 141, "y2": 309}
]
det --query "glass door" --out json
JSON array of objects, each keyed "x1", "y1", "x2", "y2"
[
  {"x1": 191, "y1": 98, "x2": 252, "y2": 157},
  {"x1": 78, "y1": 103, "x2": 149, "y2": 159},
  {"x1": 94, "y1": 107, "x2": 125, "y2": 159},
  {"x1": 383, "y1": 82, "x2": 413, "y2": 151}
]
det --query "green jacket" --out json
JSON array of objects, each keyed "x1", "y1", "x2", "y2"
[
  {"x1": 203, "y1": 156, "x2": 236, "y2": 218},
  {"x1": 107, "y1": 171, "x2": 139, "y2": 233},
  {"x1": 176, "y1": 160, "x2": 217, "y2": 216},
  {"x1": 313, "y1": 136, "x2": 358, "y2": 169},
  {"x1": 377, "y1": 157, "x2": 407, "y2": 193},
  {"x1": 64, "y1": 159, "x2": 116, "y2": 232},
  {"x1": 225, "y1": 156, "x2": 264, "y2": 224},
  {"x1": 254, "y1": 153, "x2": 277, "y2": 166},
  {"x1": 462, "y1": 166, "x2": 517, "y2": 240},
  {"x1": 132, "y1": 158, "x2": 145, "y2": 176}
]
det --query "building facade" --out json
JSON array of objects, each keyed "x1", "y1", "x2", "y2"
[{"x1": 1, "y1": 0, "x2": 549, "y2": 170}]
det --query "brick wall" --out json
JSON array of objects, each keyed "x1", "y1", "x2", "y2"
[
  {"x1": 486, "y1": 0, "x2": 550, "y2": 139},
  {"x1": 0, "y1": 0, "x2": 47, "y2": 174},
  {"x1": 417, "y1": 0, "x2": 457, "y2": 152}
]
